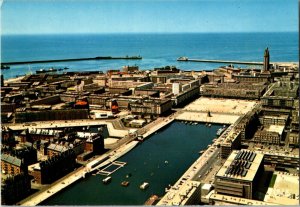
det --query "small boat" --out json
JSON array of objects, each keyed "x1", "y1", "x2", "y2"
[
  {"x1": 126, "y1": 173, "x2": 132, "y2": 178},
  {"x1": 121, "y1": 181, "x2": 129, "y2": 187},
  {"x1": 137, "y1": 135, "x2": 144, "y2": 141},
  {"x1": 64, "y1": 67, "x2": 69, "y2": 70},
  {"x1": 216, "y1": 128, "x2": 225, "y2": 136},
  {"x1": 144, "y1": 194, "x2": 159, "y2": 205},
  {"x1": 199, "y1": 150, "x2": 205, "y2": 154},
  {"x1": 1, "y1": 65, "x2": 10, "y2": 70},
  {"x1": 102, "y1": 176, "x2": 112, "y2": 184},
  {"x1": 208, "y1": 124, "x2": 212, "y2": 127},
  {"x1": 36, "y1": 67, "x2": 57, "y2": 74},
  {"x1": 140, "y1": 182, "x2": 149, "y2": 190}
]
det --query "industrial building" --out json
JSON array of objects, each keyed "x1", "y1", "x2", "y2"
[{"x1": 215, "y1": 150, "x2": 264, "y2": 199}]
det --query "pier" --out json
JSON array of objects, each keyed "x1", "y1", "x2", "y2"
[
  {"x1": 177, "y1": 57, "x2": 263, "y2": 65},
  {"x1": 97, "y1": 161, "x2": 127, "y2": 176},
  {"x1": 2, "y1": 56, "x2": 142, "y2": 65}
]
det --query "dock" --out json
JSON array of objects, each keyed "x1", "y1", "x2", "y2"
[
  {"x1": 88, "y1": 141, "x2": 139, "y2": 173},
  {"x1": 97, "y1": 161, "x2": 127, "y2": 176},
  {"x1": 177, "y1": 57, "x2": 263, "y2": 65},
  {"x1": 2, "y1": 56, "x2": 142, "y2": 65}
]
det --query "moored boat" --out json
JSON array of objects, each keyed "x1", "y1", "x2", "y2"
[
  {"x1": 121, "y1": 181, "x2": 129, "y2": 187},
  {"x1": 144, "y1": 194, "x2": 159, "y2": 205},
  {"x1": 36, "y1": 67, "x2": 57, "y2": 74},
  {"x1": 140, "y1": 182, "x2": 149, "y2": 190},
  {"x1": 1, "y1": 64, "x2": 10, "y2": 70},
  {"x1": 102, "y1": 176, "x2": 112, "y2": 184},
  {"x1": 216, "y1": 126, "x2": 226, "y2": 135}
]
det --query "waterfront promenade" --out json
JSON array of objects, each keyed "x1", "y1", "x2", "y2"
[
  {"x1": 176, "y1": 111, "x2": 239, "y2": 124},
  {"x1": 158, "y1": 138, "x2": 220, "y2": 205}
]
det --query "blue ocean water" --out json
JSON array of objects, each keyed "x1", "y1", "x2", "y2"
[{"x1": 1, "y1": 32, "x2": 298, "y2": 79}]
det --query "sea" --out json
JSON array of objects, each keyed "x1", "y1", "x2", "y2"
[{"x1": 1, "y1": 32, "x2": 298, "y2": 79}]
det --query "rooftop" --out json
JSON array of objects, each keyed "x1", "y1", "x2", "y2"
[
  {"x1": 157, "y1": 180, "x2": 200, "y2": 205},
  {"x1": 216, "y1": 150, "x2": 264, "y2": 182},
  {"x1": 265, "y1": 125, "x2": 285, "y2": 135},
  {"x1": 1, "y1": 154, "x2": 22, "y2": 167}
]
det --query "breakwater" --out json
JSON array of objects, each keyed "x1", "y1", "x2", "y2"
[
  {"x1": 2, "y1": 56, "x2": 142, "y2": 65},
  {"x1": 177, "y1": 57, "x2": 263, "y2": 65}
]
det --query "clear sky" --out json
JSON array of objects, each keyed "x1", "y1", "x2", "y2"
[{"x1": 1, "y1": 0, "x2": 298, "y2": 35}]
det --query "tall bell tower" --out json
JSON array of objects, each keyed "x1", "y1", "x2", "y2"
[{"x1": 263, "y1": 47, "x2": 270, "y2": 72}]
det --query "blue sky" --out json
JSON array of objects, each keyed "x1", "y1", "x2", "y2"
[{"x1": 1, "y1": 0, "x2": 298, "y2": 34}]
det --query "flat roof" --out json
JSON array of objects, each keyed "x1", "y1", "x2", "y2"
[
  {"x1": 216, "y1": 150, "x2": 264, "y2": 182},
  {"x1": 266, "y1": 125, "x2": 285, "y2": 135},
  {"x1": 264, "y1": 171, "x2": 299, "y2": 205},
  {"x1": 157, "y1": 181, "x2": 200, "y2": 205},
  {"x1": 210, "y1": 193, "x2": 278, "y2": 205}
]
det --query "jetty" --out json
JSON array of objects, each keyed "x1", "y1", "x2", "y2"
[
  {"x1": 2, "y1": 56, "x2": 142, "y2": 65},
  {"x1": 177, "y1": 57, "x2": 263, "y2": 65}
]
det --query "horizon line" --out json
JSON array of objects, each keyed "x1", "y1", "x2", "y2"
[{"x1": 2, "y1": 31, "x2": 298, "y2": 36}]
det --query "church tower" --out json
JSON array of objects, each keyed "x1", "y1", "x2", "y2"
[{"x1": 263, "y1": 47, "x2": 270, "y2": 71}]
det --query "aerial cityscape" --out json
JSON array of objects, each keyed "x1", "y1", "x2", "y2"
[{"x1": 1, "y1": 0, "x2": 299, "y2": 206}]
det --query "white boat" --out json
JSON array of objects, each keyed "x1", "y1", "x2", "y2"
[
  {"x1": 140, "y1": 182, "x2": 149, "y2": 190},
  {"x1": 216, "y1": 127, "x2": 226, "y2": 136},
  {"x1": 137, "y1": 135, "x2": 144, "y2": 141},
  {"x1": 102, "y1": 176, "x2": 111, "y2": 184}
]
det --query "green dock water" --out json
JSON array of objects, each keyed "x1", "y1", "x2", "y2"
[{"x1": 42, "y1": 121, "x2": 221, "y2": 205}]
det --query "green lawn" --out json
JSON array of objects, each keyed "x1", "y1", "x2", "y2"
[{"x1": 269, "y1": 174, "x2": 277, "y2": 188}]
